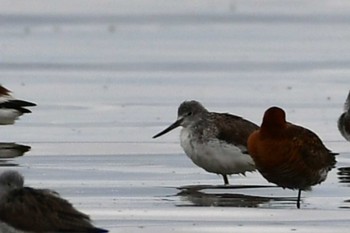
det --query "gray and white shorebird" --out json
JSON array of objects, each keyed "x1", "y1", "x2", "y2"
[
  {"x1": 0, "y1": 170, "x2": 108, "y2": 233},
  {"x1": 338, "y1": 90, "x2": 350, "y2": 141},
  {"x1": 0, "y1": 85, "x2": 36, "y2": 125},
  {"x1": 153, "y1": 100, "x2": 259, "y2": 185}
]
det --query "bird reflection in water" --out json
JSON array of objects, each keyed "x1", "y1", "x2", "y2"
[
  {"x1": 338, "y1": 167, "x2": 350, "y2": 209},
  {"x1": 176, "y1": 185, "x2": 296, "y2": 208},
  {"x1": 338, "y1": 167, "x2": 350, "y2": 184}
]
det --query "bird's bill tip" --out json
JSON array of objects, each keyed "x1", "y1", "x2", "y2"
[{"x1": 152, "y1": 118, "x2": 182, "y2": 138}]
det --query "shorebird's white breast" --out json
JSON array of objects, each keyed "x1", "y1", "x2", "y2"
[
  {"x1": 180, "y1": 127, "x2": 255, "y2": 175},
  {"x1": 0, "y1": 109, "x2": 21, "y2": 125}
]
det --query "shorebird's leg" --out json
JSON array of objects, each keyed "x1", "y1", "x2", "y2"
[
  {"x1": 296, "y1": 189, "x2": 302, "y2": 209},
  {"x1": 222, "y1": 174, "x2": 229, "y2": 185}
]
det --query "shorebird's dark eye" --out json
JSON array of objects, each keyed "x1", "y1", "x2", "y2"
[{"x1": 187, "y1": 112, "x2": 193, "y2": 116}]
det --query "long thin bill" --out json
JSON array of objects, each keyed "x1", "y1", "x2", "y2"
[{"x1": 152, "y1": 118, "x2": 183, "y2": 138}]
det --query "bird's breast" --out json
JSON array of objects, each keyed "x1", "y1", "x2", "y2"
[{"x1": 180, "y1": 127, "x2": 255, "y2": 174}]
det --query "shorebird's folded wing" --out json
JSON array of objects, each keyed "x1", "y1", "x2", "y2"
[
  {"x1": 215, "y1": 113, "x2": 259, "y2": 148},
  {"x1": 289, "y1": 125, "x2": 337, "y2": 171}
]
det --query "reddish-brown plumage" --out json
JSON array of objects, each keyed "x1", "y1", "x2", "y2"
[{"x1": 248, "y1": 106, "x2": 336, "y2": 208}]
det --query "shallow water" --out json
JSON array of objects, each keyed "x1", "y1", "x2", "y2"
[{"x1": 0, "y1": 1, "x2": 350, "y2": 232}]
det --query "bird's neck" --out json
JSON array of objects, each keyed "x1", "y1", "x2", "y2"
[{"x1": 260, "y1": 123, "x2": 286, "y2": 138}]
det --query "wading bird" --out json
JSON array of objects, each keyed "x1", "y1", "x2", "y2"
[
  {"x1": 248, "y1": 106, "x2": 337, "y2": 208},
  {"x1": 153, "y1": 100, "x2": 258, "y2": 185}
]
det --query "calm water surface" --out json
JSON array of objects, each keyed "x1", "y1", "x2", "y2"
[{"x1": 0, "y1": 1, "x2": 350, "y2": 232}]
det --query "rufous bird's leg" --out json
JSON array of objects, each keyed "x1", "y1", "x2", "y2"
[
  {"x1": 222, "y1": 174, "x2": 229, "y2": 185},
  {"x1": 297, "y1": 189, "x2": 302, "y2": 209}
]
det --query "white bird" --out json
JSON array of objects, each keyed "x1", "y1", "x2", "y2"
[
  {"x1": 0, "y1": 85, "x2": 36, "y2": 125},
  {"x1": 153, "y1": 100, "x2": 258, "y2": 185},
  {"x1": 0, "y1": 170, "x2": 108, "y2": 233}
]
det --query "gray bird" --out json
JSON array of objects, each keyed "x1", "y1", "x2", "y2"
[
  {"x1": 0, "y1": 170, "x2": 108, "y2": 233},
  {"x1": 153, "y1": 100, "x2": 258, "y2": 185}
]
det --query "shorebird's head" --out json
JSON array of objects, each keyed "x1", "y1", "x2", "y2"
[
  {"x1": 0, "y1": 170, "x2": 24, "y2": 194},
  {"x1": 261, "y1": 106, "x2": 287, "y2": 130},
  {"x1": 153, "y1": 100, "x2": 207, "y2": 138}
]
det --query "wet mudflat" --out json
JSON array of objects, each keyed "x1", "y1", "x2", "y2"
[{"x1": 0, "y1": 1, "x2": 350, "y2": 232}]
